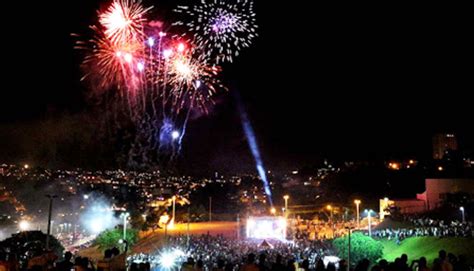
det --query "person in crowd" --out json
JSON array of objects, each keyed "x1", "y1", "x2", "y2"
[
  {"x1": 0, "y1": 253, "x2": 8, "y2": 271},
  {"x1": 56, "y1": 252, "x2": 73, "y2": 271},
  {"x1": 242, "y1": 254, "x2": 258, "y2": 271}
]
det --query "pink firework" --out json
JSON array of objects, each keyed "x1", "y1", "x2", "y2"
[{"x1": 78, "y1": 26, "x2": 145, "y2": 92}]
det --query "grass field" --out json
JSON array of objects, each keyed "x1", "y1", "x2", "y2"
[{"x1": 381, "y1": 237, "x2": 474, "y2": 266}]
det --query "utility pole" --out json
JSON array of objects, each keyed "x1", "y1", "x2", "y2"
[
  {"x1": 209, "y1": 197, "x2": 212, "y2": 222},
  {"x1": 45, "y1": 195, "x2": 57, "y2": 250}
]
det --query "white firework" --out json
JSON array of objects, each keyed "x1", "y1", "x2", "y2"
[{"x1": 174, "y1": 0, "x2": 258, "y2": 63}]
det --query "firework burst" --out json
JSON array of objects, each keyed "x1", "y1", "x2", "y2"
[
  {"x1": 166, "y1": 44, "x2": 223, "y2": 113},
  {"x1": 99, "y1": 0, "x2": 152, "y2": 45},
  {"x1": 74, "y1": 0, "x2": 250, "y2": 165},
  {"x1": 174, "y1": 0, "x2": 258, "y2": 63},
  {"x1": 76, "y1": 26, "x2": 145, "y2": 92}
]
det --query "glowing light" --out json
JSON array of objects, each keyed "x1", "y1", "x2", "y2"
[
  {"x1": 270, "y1": 207, "x2": 276, "y2": 215},
  {"x1": 147, "y1": 37, "x2": 155, "y2": 47},
  {"x1": 174, "y1": 60, "x2": 191, "y2": 76},
  {"x1": 137, "y1": 62, "x2": 145, "y2": 71},
  {"x1": 163, "y1": 49, "x2": 173, "y2": 59},
  {"x1": 354, "y1": 199, "x2": 361, "y2": 205},
  {"x1": 389, "y1": 162, "x2": 400, "y2": 170},
  {"x1": 23, "y1": 164, "x2": 29, "y2": 169},
  {"x1": 246, "y1": 217, "x2": 287, "y2": 240},
  {"x1": 89, "y1": 218, "x2": 105, "y2": 234},
  {"x1": 124, "y1": 53, "x2": 133, "y2": 63},
  {"x1": 438, "y1": 166, "x2": 443, "y2": 171},
  {"x1": 195, "y1": 80, "x2": 201, "y2": 88},
  {"x1": 81, "y1": 200, "x2": 117, "y2": 234},
  {"x1": 177, "y1": 43, "x2": 185, "y2": 53},
  {"x1": 323, "y1": 256, "x2": 341, "y2": 269},
  {"x1": 157, "y1": 248, "x2": 185, "y2": 270},
  {"x1": 159, "y1": 252, "x2": 175, "y2": 269},
  {"x1": 159, "y1": 214, "x2": 170, "y2": 225},
  {"x1": 19, "y1": 220, "x2": 30, "y2": 231},
  {"x1": 83, "y1": 194, "x2": 89, "y2": 200},
  {"x1": 159, "y1": 31, "x2": 166, "y2": 37}
]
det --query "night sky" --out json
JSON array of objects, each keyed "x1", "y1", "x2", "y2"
[{"x1": 1, "y1": 1, "x2": 472, "y2": 171}]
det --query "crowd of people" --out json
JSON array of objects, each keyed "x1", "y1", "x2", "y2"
[
  {"x1": 366, "y1": 250, "x2": 470, "y2": 271},
  {"x1": 292, "y1": 220, "x2": 355, "y2": 241},
  {"x1": 0, "y1": 247, "x2": 127, "y2": 271},
  {"x1": 127, "y1": 235, "x2": 333, "y2": 271},
  {"x1": 126, "y1": 235, "x2": 473, "y2": 271},
  {"x1": 1, "y1": 215, "x2": 473, "y2": 271},
  {"x1": 1, "y1": 234, "x2": 473, "y2": 271},
  {"x1": 373, "y1": 220, "x2": 473, "y2": 241}
]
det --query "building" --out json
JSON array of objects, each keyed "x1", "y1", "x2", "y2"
[
  {"x1": 380, "y1": 178, "x2": 474, "y2": 217},
  {"x1": 379, "y1": 198, "x2": 426, "y2": 219},
  {"x1": 418, "y1": 178, "x2": 474, "y2": 210},
  {"x1": 433, "y1": 133, "x2": 458, "y2": 160}
]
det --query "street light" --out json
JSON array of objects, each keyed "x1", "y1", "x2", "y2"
[
  {"x1": 209, "y1": 196, "x2": 212, "y2": 222},
  {"x1": 283, "y1": 195, "x2": 289, "y2": 217},
  {"x1": 120, "y1": 212, "x2": 130, "y2": 246},
  {"x1": 270, "y1": 207, "x2": 276, "y2": 215},
  {"x1": 161, "y1": 214, "x2": 171, "y2": 245},
  {"x1": 345, "y1": 226, "x2": 355, "y2": 271},
  {"x1": 364, "y1": 209, "x2": 375, "y2": 237},
  {"x1": 354, "y1": 200, "x2": 361, "y2": 228},
  {"x1": 171, "y1": 196, "x2": 177, "y2": 227},
  {"x1": 327, "y1": 205, "x2": 334, "y2": 238},
  {"x1": 326, "y1": 205, "x2": 333, "y2": 220},
  {"x1": 460, "y1": 206, "x2": 465, "y2": 223}
]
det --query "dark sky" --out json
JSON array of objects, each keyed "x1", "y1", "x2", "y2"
[{"x1": 1, "y1": 1, "x2": 472, "y2": 171}]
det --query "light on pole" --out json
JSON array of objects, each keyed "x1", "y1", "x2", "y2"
[
  {"x1": 354, "y1": 200, "x2": 361, "y2": 228},
  {"x1": 365, "y1": 209, "x2": 374, "y2": 237},
  {"x1": 45, "y1": 194, "x2": 57, "y2": 250},
  {"x1": 326, "y1": 205, "x2": 333, "y2": 220},
  {"x1": 172, "y1": 196, "x2": 176, "y2": 226},
  {"x1": 209, "y1": 197, "x2": 212, "y2": 222},
  {"x1": 270, "y1": 207, "x2": 276, "y2": 215},
  {"x1": 345, "y1": 226, "x2": 355, "y2": 271},
  {"x1": 327, "y1": 205, "x2": 334, "y2": 238},
  {"x1": 460, "y1": 207, "x2": 465, "y2": 223},
  {"x1": 283, "y1": 195, "x2": 289, "y2": 217},
  {"x1": 121, "y1": 212, "x2": 130, "y2": 244}
]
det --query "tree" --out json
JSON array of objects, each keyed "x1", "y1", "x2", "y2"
[
  {"x1": 333, "y1": 232, "x2": 383, "y2": 267},
  {"x1": 0, "y1": 231, "x2": 64, "y2": 259},
  {"x1": 94, "y1": 228, "x2": 138, "y2": 251}
]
